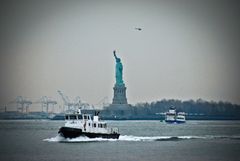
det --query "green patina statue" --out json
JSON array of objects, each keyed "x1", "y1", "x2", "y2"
[{"x1": 113, "y1": 50, "x2": 124, "y2": 85}]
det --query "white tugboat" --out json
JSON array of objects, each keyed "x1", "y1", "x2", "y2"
[
  {"x1": 58, "y1": 109, "x2": 120, "y2": 139},
  {"x1": 165, "y1": 107, "x2": 186, "y2": 123},
  {"x1": 176, "y1": 112, "x2": 186, "y2": 123},
  {"x1": 165, "y1": 107, "x2": 176, "y2": 123}
]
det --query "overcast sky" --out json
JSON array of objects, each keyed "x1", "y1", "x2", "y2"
[{"x1": 0, "y1": 0, "x2": 240, "y2": 111}]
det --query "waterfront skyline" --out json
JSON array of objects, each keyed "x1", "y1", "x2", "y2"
[{"x1": 0, "y1": 0, "x2": 240, "y2": 111}]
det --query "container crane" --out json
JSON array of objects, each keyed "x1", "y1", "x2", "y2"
[
  {"x1": 57, "y1": 90, "x2": 77, "y2": 111},
  {"x1": 34, "y1": 96, "x2": 57, "y2": 114},
  {"x1": 95, "y1": 96, "x2": 109, "y2": 109},
  {"x1": 8, "y1": 96, "x2": 32, "y2": 113},
  {"x1": 57, "y1": 90, "x2": 92, "y2": 111}
]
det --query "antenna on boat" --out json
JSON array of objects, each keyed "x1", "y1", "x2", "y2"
[
  {"x1": 77, "y1": 108, "x2": 81, "y2": 114},
  {"x1": 94, "y1": 111, "x2": 100, "y2": 116}
]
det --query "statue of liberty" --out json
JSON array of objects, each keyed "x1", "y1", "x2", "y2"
[
  {"x1": 112, "y1": 50, "x2": 128, "y2": 105},
  {"x1": 113, "y1": 50, "x2": 124, "y2": 85}
]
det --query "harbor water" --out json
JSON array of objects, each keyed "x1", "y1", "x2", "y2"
[{"x1": 0, "y1": 120, "x2": 240, "y2": 161}]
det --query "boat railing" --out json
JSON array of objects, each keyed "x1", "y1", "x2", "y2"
[{"x1": 108, "y1": 127, "x2": 119, "y2": 134}]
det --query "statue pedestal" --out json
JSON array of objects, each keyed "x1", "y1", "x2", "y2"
[{"x1": 112, "y1": 84, "x2": 128, "y2": 105}]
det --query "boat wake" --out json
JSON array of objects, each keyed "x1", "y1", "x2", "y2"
[
  {"x1": 43, "y1": 135, "x2": 240, "y2": 143},
  {"x1": 43, "y1": 135, "x2": 118, "y2": 143}
]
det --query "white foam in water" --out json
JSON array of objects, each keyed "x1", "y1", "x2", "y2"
[
  {"x1": 43, "y1": 135, "x2": 65, "y2": 142},
  {"x1": 43, "y1": 135, "x2": 208, "y2": 143},
  {"x1": 119, "y1": 135, "x2": 171, "y2": 141},
  {"x1": 118, "y1": 135, "x2": 207, "y2": 141},
  {"x1": 44, "y1": 135, "x2": 240, "y2": 143},
  {"x1": 178, "y1": 136, "x2": 206, "y2": 139},
  {"x1": 43, "y1": 135, "x2": 118, "y2": 143}
]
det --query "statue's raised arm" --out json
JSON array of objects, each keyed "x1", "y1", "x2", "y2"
[{"x1": 113, "y1": 50, "x2": 118, "y2": 60}]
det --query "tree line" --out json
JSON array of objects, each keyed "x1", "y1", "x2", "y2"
[{"x1": 102, "y1": 99, "x2": 240, "y2": 120}]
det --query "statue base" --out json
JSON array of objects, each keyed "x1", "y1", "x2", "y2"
[
  {"x1": 100, "y1": 83, "x2": 130, "y2": 119},
  {"x1": 112, "y1": 83, "x2": 128, "y2": 104},
  {"x1": 103, "y1": 103, "x2": 131, "y2": 119}
]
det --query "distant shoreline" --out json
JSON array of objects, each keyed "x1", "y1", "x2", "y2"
[{"x1": 1, "y1": 117, "x2": 240, "y2": 121}]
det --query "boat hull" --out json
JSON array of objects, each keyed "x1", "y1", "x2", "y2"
[
  {"x1": 165, "y1": 120, "x2": 176, "y2": 123},
  {"x1": 176, "y1": 120, "x2": 186, "y2": 124},
  {"x1": 58, "y1": 127, "x2": 120, "y2": 139}
]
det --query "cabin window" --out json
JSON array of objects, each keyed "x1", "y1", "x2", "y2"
[
  {"x1": 88, "y1": 123, "x2": 91, "y2": 127},
  {"x1": 103, "y1": 124, "x2": 107, "y2": 128},
  {"x1": 93, "y1": 123, "x2": 96, "y2": 127},
  {"x1": 88, "y1": 116, "x2": 90, "y2": 120},
  {"x1": 70, "y1": 115, "x2": 77, "y2": 120},
  {"x1": 84, "y1": 115, "x2": 88, "y2": 120},
  {"x1": 78, "y1": 115, "x2": 82, "y2": 120},
  {"x1": 65, "y1": 116, "x2": 69, "y2": 120}
]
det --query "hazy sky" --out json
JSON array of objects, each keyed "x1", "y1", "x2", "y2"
[{"x1": 0, "y1": 0, "x2": 240, "y2": 111}]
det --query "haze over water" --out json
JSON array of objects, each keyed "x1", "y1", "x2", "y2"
[
  {"x1": 0, "y1": 120, "x2": 240, "y2": 161},
  {"x1": 0, "y1": 0, "x2": 240, "y2": 112},
  {"x1": 0, "y1": 1, "x2": 240, "y2": 161}
]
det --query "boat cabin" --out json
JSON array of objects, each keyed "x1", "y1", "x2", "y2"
[
  {"x1": 64, "y1": 112, "x2": 112, "y2": 134},
  {"x1": 65, "y1": 114, "x2": 91, "y2": 121}
]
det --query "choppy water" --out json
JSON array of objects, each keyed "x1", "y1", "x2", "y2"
[{"x1": 0, "y1": 120, "x2": 240, "y2": 161}]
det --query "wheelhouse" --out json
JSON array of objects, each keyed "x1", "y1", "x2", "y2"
[{"x1": 65, "y1": 114, "x2": 92, "y2": 121}]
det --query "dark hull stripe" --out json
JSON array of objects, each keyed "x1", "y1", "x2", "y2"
[
  {"x1": 165, "y1": 120, "x2": 175, "y2": 123},
  {"x1": 176, "y1": 121, "x2": 186, "y2": 123}
]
